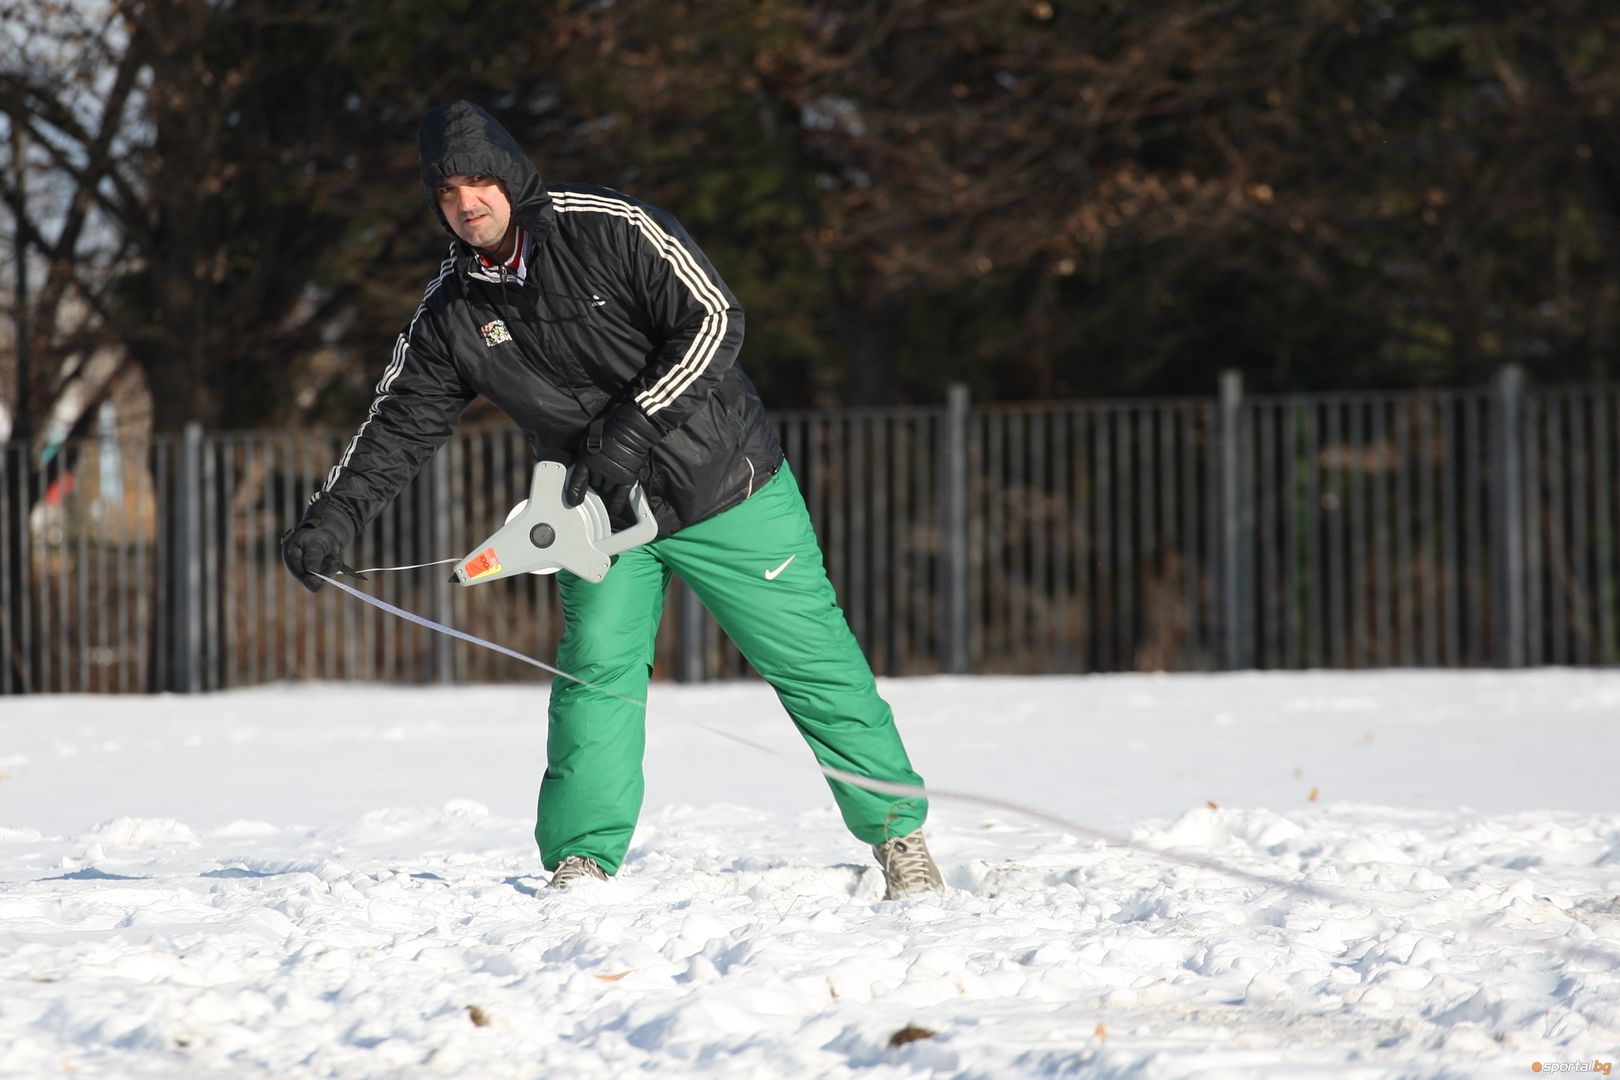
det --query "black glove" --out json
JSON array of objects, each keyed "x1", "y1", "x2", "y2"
[
  {"x1": 280, "y1": 518, "x2": 361, "y2": 594},
  {"x1": 564, "y1": 402, "x2": 660, "y2": 510}
]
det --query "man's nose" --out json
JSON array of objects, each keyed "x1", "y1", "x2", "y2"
[{"x1": 457, "y1": 189, "x2": 481, "y2": 213}]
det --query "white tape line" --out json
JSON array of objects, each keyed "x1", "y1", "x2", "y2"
[{"x1": 316, "y1": 571, "x2": 1620, "y2": 967}]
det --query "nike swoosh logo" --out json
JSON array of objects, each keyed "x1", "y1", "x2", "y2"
[{"x1": 764, "y1": 555, "x2": 796, "y2": 581}]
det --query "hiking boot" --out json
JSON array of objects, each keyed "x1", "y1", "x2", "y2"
[
  {"x1": 548, "y1": 854, "x2": 608, "y2": 889},
  {"x1": 872, "y1": 830, "x2": 944, "y2": 900}
]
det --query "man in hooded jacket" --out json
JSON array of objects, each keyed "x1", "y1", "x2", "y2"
[{"x1": 281, "y1": 100, "x2": 944, "y2": 898}]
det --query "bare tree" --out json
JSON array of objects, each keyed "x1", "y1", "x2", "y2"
[{"x1": 1, "y1": 0, "x2": 144, "y2": 449}]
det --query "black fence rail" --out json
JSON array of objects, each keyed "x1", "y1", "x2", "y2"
[
  {"x1": 1235, "y1": 386, "x2": 1501, "y2": 670},
  {"x1": 1229, "y1": 376, "x2": 1620, "y2": 671},
  {"x1": 2, "y1": 370, "x2": 1616, "y2": 693}
]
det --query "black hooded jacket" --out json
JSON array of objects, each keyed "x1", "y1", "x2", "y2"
[{"x1": 304, "y1": 100, "x2": 783, "y2": 544}]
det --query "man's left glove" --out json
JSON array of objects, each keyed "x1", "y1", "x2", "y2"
[
  {"x1": 280, "y1": 518, "x2": 360, "y2": 593},
  {"x1": 564, "y1": 401, "x2": 660, "y2": 510}
]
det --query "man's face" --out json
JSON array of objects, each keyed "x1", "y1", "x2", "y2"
[{"x1": 436, "y1": 174, "x2": 513, "y2": 255}]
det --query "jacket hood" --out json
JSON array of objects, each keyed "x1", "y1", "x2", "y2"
[{"x1": 418, "y1": 100, "x2": 554, "y2": 244}]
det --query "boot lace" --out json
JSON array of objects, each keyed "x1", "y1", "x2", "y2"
[
  {"x1": 549, "y1": 855, "x2": 607, "y2": 889},
  {"x1": 876, "y1": 835, "x2": 941, "y2": 897}
]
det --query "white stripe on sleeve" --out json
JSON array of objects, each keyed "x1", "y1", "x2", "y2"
[
  {"x1": 314, "y1": 251, "x2": 457, "y2": 503},
  {"x1": 551, "y1": 191, "x2": 730, "y2": 417}
]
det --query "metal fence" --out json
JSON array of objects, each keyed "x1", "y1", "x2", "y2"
[
  {"x1": 3, "y1": 369, "x2": 1617, "y2": 693},
  {"x1": 1231, "y1": 373, "x2": 1619, "y2": 670}
]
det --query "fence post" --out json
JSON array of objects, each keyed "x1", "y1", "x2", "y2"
[
  {"x1": 944, "y1": 383, "x2": 970, "y2": 674},
  {"x1": 1218, "y1": 371, "x2": 1250, "y2": 669},
  {"x1": 177, "y1": 422, "x2": 204, "y2": 693},
  {"x1": 2, "y1": 441, "x2": 31, "y2": 693},
  {"x1": 432, "y1": 447, "x2": 454, "y2": 684},
  {"x1": 1493, "y1": 365, "x2": 1527, "y2": 667},
  {"x1": 678, "y1": 584, "x2": 705, "y2": 682}
]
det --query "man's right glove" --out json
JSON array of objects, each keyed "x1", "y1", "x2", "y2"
[
  {"x1": 280, "y1": 518, "x2": 359, "y2": 593},
  {"x1": 564, "y1": 401, "x2": 660, "y2": 512}
]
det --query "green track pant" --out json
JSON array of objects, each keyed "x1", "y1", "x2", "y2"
[{"x1": 536, "y1": 463, "x2": 927, "y2": 873}]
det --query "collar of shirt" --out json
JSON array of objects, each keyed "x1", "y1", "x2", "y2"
[{"x1": 469, "y1": 226, "x2": 527, "y2": 285}]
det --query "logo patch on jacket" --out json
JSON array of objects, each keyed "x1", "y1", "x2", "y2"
[{"x1": 480, "y1": 319, "x2": 512, "y2": 348}]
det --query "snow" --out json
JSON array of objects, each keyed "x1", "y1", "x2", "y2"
[{"x1": 2, "y1": 670, "x2": 1618, "y2": 1078}]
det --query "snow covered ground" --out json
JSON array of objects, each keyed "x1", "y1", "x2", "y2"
[{"x1": 2, "y1": 670, "x2": 1618, "y2": 1078}]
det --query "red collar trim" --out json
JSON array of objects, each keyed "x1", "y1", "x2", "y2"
[{"x1": 476, "y1": 226, "x2": 525, "y2": 273}]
